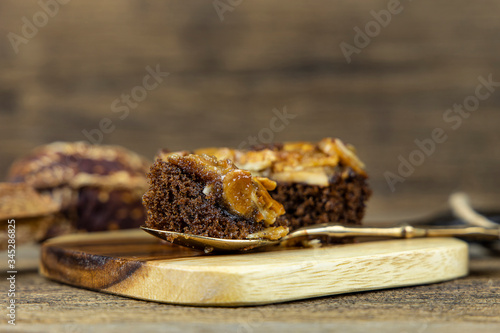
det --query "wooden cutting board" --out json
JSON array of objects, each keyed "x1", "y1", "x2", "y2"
[{"x1": 40, "y1": 229, "x2": 469, "y2": 306}]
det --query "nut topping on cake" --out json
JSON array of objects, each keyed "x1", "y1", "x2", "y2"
[
  {"x1": 167, "y1": 153, "x2": 285, "y2": 226},
  {"x1": 191, "y1": 138, "x2": 368, "y2": 186},
  {"x1": 318, "y1": 137, "x2": 367, "y2": 177}
]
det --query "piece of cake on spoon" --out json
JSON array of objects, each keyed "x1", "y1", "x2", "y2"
[{"x1": 142, "y1": 153, "x2": 288, "y2": 242}]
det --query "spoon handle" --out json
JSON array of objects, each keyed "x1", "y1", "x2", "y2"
[{"x1": 287, "y1": 225, "x2": 500, "y2": 240}]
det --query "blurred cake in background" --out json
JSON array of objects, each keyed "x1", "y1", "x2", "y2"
[
  {"x1": 0, "y1": 183, "x2": 60, "y2": 249},
  {"x1": 7, "y1": 141, "x2": 151, "y2": 241}
]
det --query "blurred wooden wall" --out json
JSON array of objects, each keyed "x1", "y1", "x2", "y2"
[{"x1": 0, "y1": 0, "x2": 499, "y2": 219}]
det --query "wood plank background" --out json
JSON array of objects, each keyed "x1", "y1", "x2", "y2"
[{"x1": 0, "y1": 0, "x2": 499, "y2": 219}]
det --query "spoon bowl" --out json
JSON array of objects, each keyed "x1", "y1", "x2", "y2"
[
  {"x1": 141, "y1": 227, "x2": 278, "y2": 252},
  {"x1": 141, "y1": 224, "x2": 500, "y2": 253}
]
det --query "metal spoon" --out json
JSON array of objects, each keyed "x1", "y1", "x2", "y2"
[{"x1": 141, "y1": 224, "x2": 500, "y2": 253}]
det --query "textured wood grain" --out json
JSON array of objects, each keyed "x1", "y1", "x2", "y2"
[
  {"x1": 6, "y1": 267, "x2": 500, "y2": 331},
  {"x1": 0, "y1": 0, "x2": 499, "y2": 222},
  {"x1": 1, "y1": 236, "x2": 499, "y2": 332},
  {"x1": 39, "y1": 229, "x2": 468, "y2": 306}
]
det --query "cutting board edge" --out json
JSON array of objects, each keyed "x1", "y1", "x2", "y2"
[{"x1": 77, "y1": 238, "x2": 471, "y2": 306}]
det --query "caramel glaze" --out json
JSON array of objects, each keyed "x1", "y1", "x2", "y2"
[
  {"x1": 193, "y1": 137, "x2": 368, "y2": 187},
  {"x1": 167, "y1": 154, "x2": 285, "y2": 227}
]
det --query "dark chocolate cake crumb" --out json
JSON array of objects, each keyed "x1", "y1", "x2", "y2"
[
  {"x1": 143, "y1": 159, "x2": 287, "y2": 239},
  {"x1": 270, "y1": 166, "x2": 371, "y2": 230}
]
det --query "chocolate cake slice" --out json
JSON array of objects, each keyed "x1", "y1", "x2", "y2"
[
  {"x1": 143, "y1": 153, "x2": 289, "y2": 240},
  {"x1": 194, "y1": 138, "x2": 371, "y2": 232}
]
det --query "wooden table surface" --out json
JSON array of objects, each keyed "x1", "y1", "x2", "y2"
[
  {"x1": 2, "y1": 249, "x2": 499, "y2": 332},
  {"x1": 2, "y1": 228, "x2": 500, "y2": 333}
]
